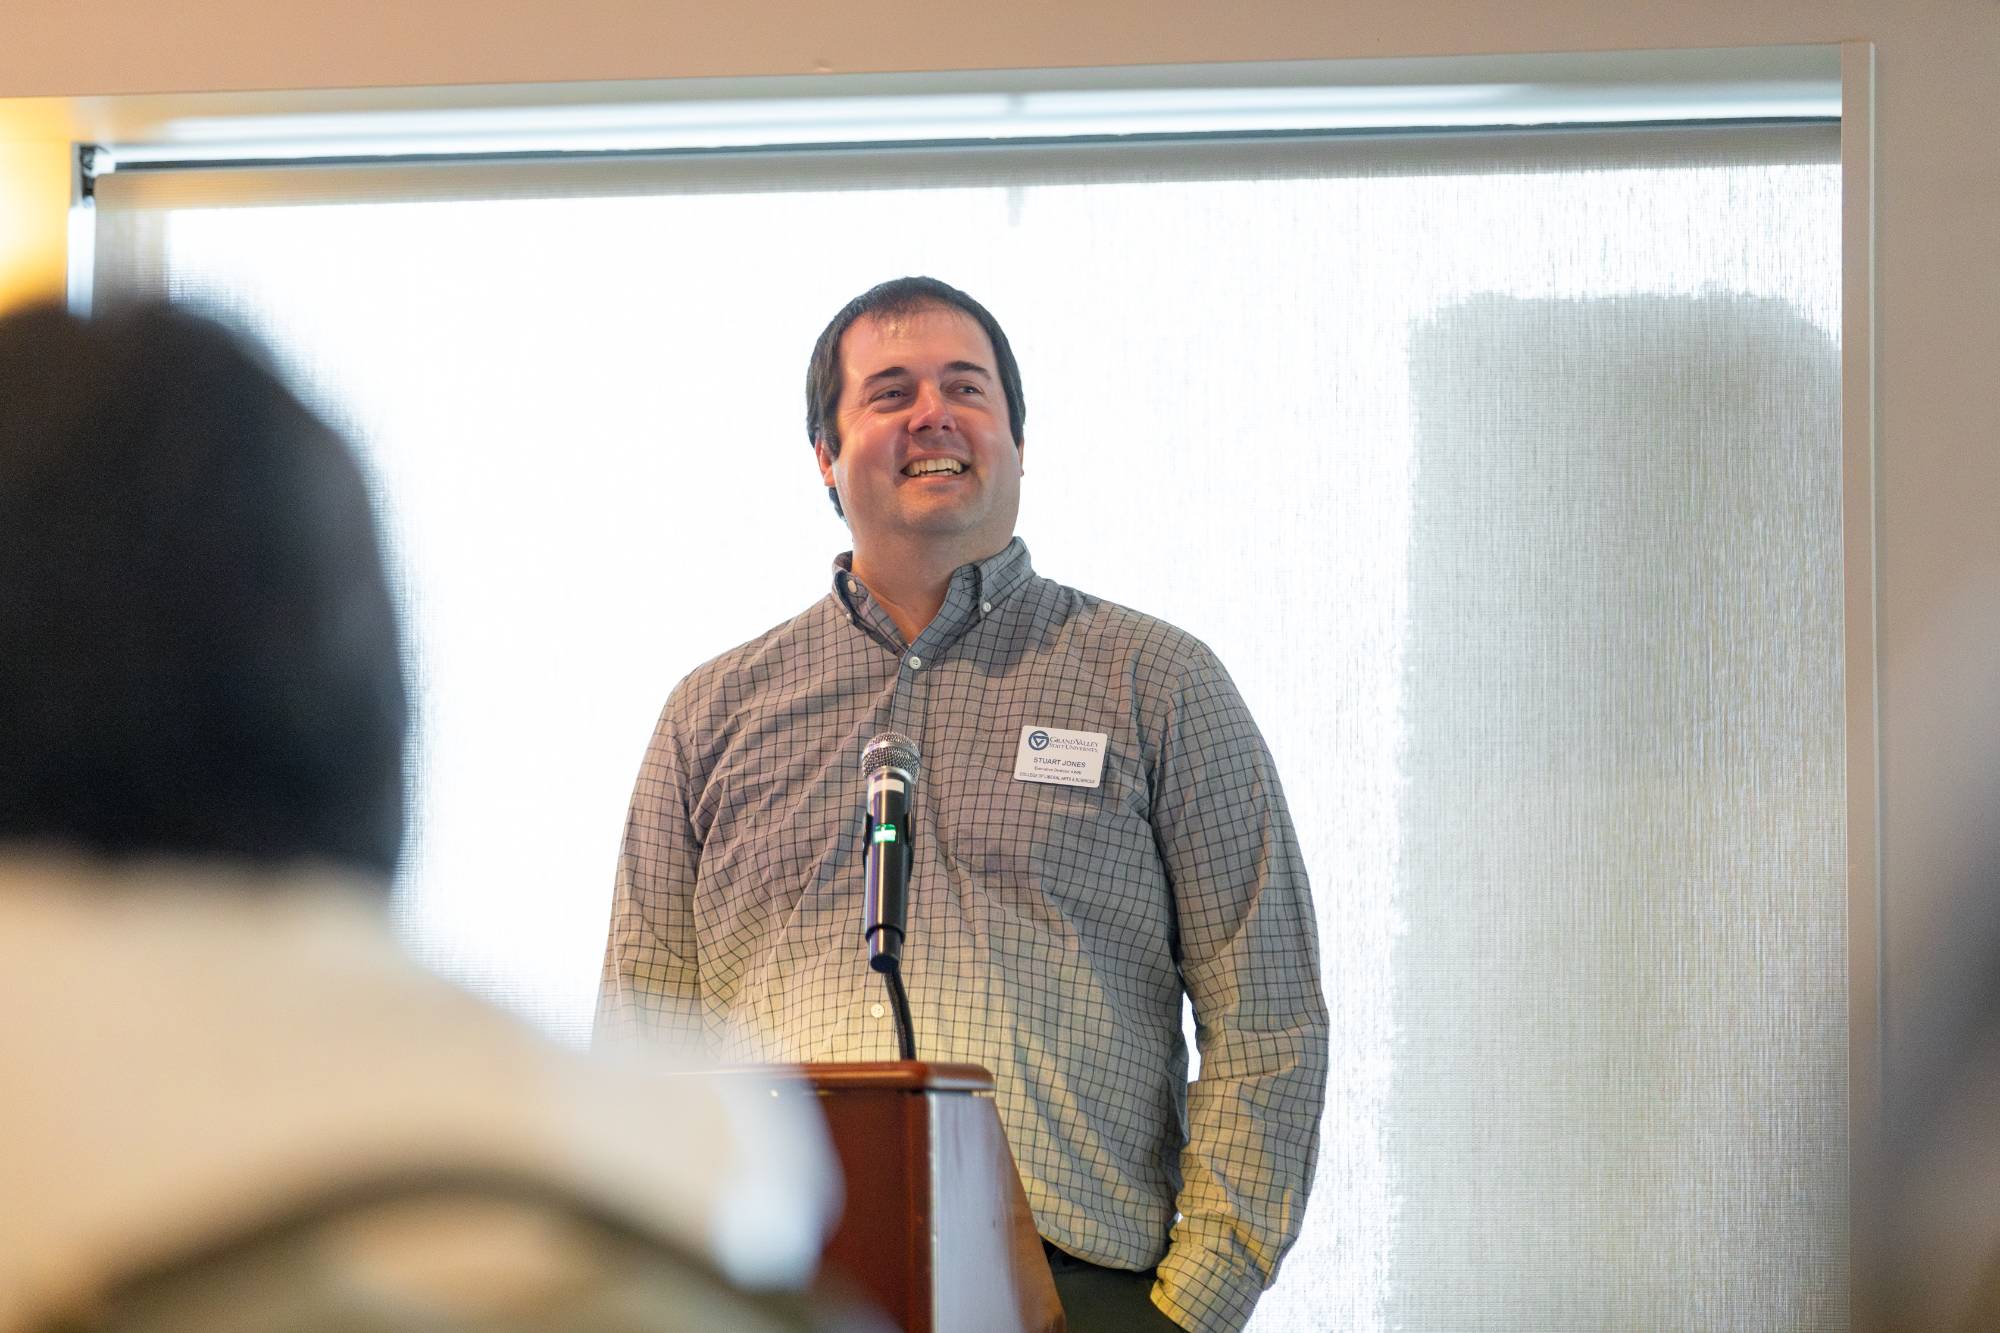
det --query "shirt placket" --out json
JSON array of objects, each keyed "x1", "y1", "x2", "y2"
[
  {"x1": 838, "y1": 579, "x2": 938, "y2": 1056},
  {"x1": 846, "y1": 565, "x2": 1000, "y2": 1061}
]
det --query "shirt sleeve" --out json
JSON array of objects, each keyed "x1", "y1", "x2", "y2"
[
  {"x1": 1146, "y1": 646, "x2": 1330, "y2": 1333},
  {"x1": 594, "y1": 699, "x2": 708, "y2": 1050}
]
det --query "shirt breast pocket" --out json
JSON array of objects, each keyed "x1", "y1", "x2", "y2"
[{"x1": 940, "y1": 740, "x2": 1165, "y2": 941}]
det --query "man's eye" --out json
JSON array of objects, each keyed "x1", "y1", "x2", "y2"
[{"x1": 953, "y1": 383, "x2": 983, "y2": 396}]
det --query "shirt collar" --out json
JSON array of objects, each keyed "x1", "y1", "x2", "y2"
[
  {"x1": 831, "y1": 537, "x2": 1035, "y2": 651},
  {"x1": 967, "y1": 536, "x2": 1035, "y2": 609}
]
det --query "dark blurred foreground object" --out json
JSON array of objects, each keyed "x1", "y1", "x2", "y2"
[
  {"x1": 1863, "y1": 582, "x2": 2000, "y2": 1333},
  {"x1": 0, "y1": 303, "x2": 860, "y2": 1333}
]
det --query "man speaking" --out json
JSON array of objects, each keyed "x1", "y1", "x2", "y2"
[{"x1": 598, "y1": 277, "x2": 1328, "y2": 1332}]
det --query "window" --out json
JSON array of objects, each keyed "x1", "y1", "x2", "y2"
[{"x1": 90, "y1": 99, "x2": 1846, "y2": 1330}]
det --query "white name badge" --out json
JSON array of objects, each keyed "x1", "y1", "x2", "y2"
[{"x1": 1013, "y1": 726, "x2": 1108, "y2": 788}]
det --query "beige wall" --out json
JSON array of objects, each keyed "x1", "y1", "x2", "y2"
[
  {"x1": 0, "y1": 0, "x2": 1953, "y2": 95},
  {"x1": 2, "y1": 0, "x2": 1995, "y2": 1161}
]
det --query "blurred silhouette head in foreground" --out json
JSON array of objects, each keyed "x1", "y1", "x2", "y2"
[
  {"x1": 0, "y1": 301, "x2": 406, "y2": 881},
  {"x1": 0, "y1": 301, "x2": 848, "y2": 1332}
]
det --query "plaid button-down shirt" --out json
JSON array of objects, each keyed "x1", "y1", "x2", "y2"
[{"x1": 598, "y1": 538, "x2": 1327, "y2": 1332}]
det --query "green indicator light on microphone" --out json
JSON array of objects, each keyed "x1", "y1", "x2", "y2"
[{"x1": 872, "y1": 824, "x2": 899, "y2": 844}]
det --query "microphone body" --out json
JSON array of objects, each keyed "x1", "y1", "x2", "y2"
[{"x1": 861, "y1": 733, "x2": 919, "y2": 973}]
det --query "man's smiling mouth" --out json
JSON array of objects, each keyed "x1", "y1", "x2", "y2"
[{"x1": 902, "y1": 459, "x2": 966, "y2": 477}]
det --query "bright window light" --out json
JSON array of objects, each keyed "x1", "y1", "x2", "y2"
[{"x1": 95, "y1": 120, "x2": 1844, "y2": 1331}]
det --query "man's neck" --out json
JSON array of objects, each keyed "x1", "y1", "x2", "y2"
[{"x1": 849, "y1": 537, "x2": 1002, "y2": 645}]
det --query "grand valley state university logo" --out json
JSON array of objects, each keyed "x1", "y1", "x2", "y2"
[{"x1": 1028, "y1": 730, "x2": 1051, "y2": 751}]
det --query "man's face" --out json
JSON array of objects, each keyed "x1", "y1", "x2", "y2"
[{"x1": 817, "y1": 304, "x2": 1023, "y2": 561}]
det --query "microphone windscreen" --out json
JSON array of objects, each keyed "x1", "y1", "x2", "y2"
[{"x1": 861, "y1": 731, "x2": 921, "y2": 781}]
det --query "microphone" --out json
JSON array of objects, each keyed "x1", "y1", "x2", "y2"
[{"x1": 860, "y1": 731, "x2": 919, "y2": 974}]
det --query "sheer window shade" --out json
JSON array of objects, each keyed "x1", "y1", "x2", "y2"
[{"x1": 90, "y1": 121, "x2": 1845, "y2": 1330}]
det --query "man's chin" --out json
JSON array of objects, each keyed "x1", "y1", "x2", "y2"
[
  {"x1": 891, "y1": 496, "x2": 983, "y2": 530},
  {"x1": 874, "y1": 509, "x2": 1013, "y2": 554}
]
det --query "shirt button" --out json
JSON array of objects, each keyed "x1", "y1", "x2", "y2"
[
  {"x1": 907, "y1": 655, "x2": 923, "y2": 670},
  {"x1": 981, "y1": 601, "x2": 992, "y2": 615},
  {"x1": 870, "y1": 1002, "x2": 886, "y2": 1019}
]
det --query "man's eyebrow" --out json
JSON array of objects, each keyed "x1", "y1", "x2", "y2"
[{"x1": 857, "y1": 360, "x2": 994, "y2": 388}]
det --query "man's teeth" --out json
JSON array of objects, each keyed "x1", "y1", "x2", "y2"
[{"x1": 904, "y1": 459, "x2": 966, "y2": 476}]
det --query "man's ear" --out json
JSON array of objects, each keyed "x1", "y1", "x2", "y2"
[
  {"x1": 815, "y1": 435, "x2": 838, "y2": 488},
  {"x1": 1015, "y1": 436, "x2": 1026, "y2": 476}
]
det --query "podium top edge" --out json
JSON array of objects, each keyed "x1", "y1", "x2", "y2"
[{"x1": 799, "y1": 1060, "x2": 996, "y2": 1093}]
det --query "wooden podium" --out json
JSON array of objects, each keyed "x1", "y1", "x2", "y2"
[{"x1": 788, "y1": 1062, "x2": 1064, "y2": 1333}]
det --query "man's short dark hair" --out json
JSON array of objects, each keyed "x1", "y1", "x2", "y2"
[
  {"x1": 804, "y1": 276, "x2": 1026, "y2": 518},
  {"x1": 0, "y1": 302, "x2": 408, "y2": 881}
]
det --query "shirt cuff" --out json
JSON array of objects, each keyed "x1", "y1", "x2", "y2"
[{"x1": 1153, "y1": 1245, "x2": 1264, "y2": 1333}]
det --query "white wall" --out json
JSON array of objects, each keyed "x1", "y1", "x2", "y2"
[{"x1": 3, "y1": 0, "x2": 1996, "y2": 1246}]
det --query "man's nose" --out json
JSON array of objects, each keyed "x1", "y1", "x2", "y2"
[{"x1": 907, "y1": 382, "x2": 956, "y2": 431}]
